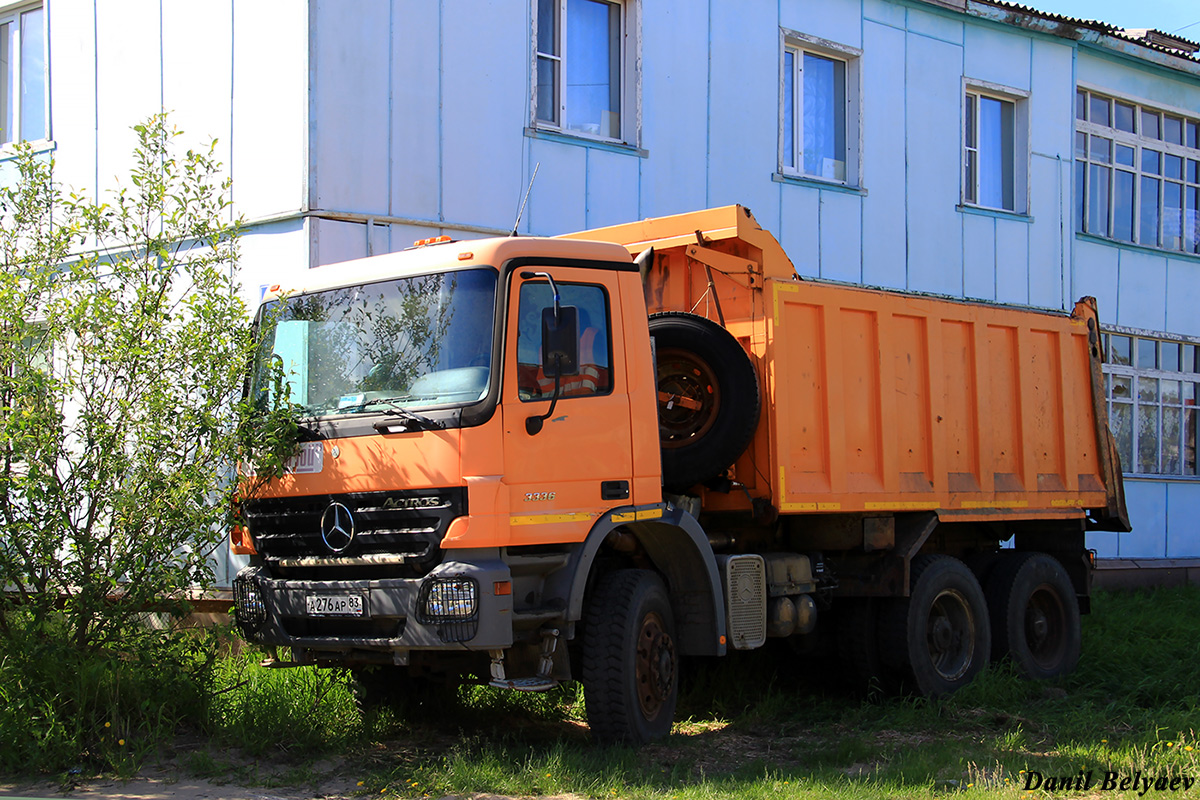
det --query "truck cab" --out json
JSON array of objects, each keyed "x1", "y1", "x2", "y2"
[{"x1": 233, "y1": 234, "x2": 712, "y2": 741}]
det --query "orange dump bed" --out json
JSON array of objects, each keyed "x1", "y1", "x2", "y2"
[
  {"x1": 567, "y1": 205, "x2": 1128, "y2": 529},
  {"x1": 767, "y1": 281, "x2": 1122, "y2": 524}
]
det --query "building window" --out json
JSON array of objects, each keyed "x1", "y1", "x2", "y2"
[
  {"x1": 964, "y1": 90, "x2": 1021, "y2": 211},
  {"x1": 534, "y1": 0, "x2": 633, "y2": 142},
  {"x1": 1103, "y1": 331, "x2": 1199, "y2": 477},
  {"x1": 1076, "y1": 89, "x2": 1200, "y2": 254},
  {"x1": 780, "y1": 35, "x2": 859, "y2": 185},
  {"x1": 0, "y1": 3, "x2": 46, "y2": 146}
]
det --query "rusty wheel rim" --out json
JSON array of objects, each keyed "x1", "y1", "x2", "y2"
[
  {"x1": 925, "y1": 588, "x2": 976, "y2": 681},
  {"x1": 1025, "y1": 582, "x2": 1067, "y2": 670},
  {"x1": 635, "y1": 611, "x2": 676, "y2": 721},
  {"x1": 656, "y1": 347, "x2": 720, "y2": 450}
]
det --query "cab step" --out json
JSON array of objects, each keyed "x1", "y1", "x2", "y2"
[{"x1": 489, "y1": 676, "x2": 559, "y2": 692}]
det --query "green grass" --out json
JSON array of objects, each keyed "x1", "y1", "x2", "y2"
[
  {"x1": 4, "y1": 586, "x2": 1200, "y2": 798},
  {"x1": 205, "y1": 649, "x2": 362, "y2": 755},
  {"x1": 187, "y1": 585, "x2": 1200, "y2": 798}
]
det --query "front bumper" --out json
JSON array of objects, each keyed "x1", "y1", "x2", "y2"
[{"x1": 233, "y1": 557, "x2": 513, "y2": 652}]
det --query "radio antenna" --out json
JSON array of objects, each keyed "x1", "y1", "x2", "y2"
[{"x1": 511, "y1": 162, "x2": 540, "y2": 236}]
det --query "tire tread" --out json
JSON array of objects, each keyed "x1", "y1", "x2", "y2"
[
  {"x1": 649, "y1": 312, "x2": 760, "y2": 492},
  {"x1": 581, "y1": 569, "x2": 676, "y2": 744}
]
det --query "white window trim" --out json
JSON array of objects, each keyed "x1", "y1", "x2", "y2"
[
  {"x1": 961, "y1": 78, "x2": 1030, "y2": 215},
  {"x1": 778, "y1": 29, "x2": 862, "y2": 188},
  {"x1": 530, "y1": 0, "x2": 641, "y2": 147},
  {"x1": 1102, "y1": 327, "x2": 1200, "y2": 479},
  {"x1": 1075, "y1": 84, "x2": 1200, "y2": 254},
  {"x1": 0, "y1": 1, "x2": 49, "y2": 152}
]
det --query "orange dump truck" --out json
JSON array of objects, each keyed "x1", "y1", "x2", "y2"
[{"x1": 232, "y1": 205, "x2": 1128, "y2": 743}]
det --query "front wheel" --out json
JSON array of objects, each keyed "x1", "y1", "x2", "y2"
[
  {"x1": 581, "y1": 570, "x2": 679, "y2": 744},
  {"x1": 879, "y1": 555, "x2": 991, "y2": 697}
]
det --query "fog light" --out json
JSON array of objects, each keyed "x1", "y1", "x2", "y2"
[
  {"x1": 420, "y1": 578, "x2": 478, "y2": 620},
  {"x1": 233, "y1": 567, "x2": 267, "y2": 633},
  {"x1": 417, "y1": 577, "x2": 479, "y2": 643}
]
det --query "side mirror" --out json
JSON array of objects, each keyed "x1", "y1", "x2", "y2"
[{"x1": 541, "y1": 305, "x2": 579, "y2": 377}]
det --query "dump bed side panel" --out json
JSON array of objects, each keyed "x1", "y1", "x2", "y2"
[{"x1": 767, "y1": 279, "x2": 1115, "y2": 520}]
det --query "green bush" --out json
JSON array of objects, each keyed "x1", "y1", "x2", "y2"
[
  {"x1": 0, "y1": 613, "x2": 217, "y2": 775},
  {"x1": 0, "y1": 114, "x2": 296, "y2": 778}
]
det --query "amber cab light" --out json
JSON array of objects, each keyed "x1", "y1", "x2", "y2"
[{"x1": 413, "y1": 235, "x2": 453, "y2": 247}]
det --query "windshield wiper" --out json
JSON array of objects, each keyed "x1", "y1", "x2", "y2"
[
  {"x1": 375, "y1": 407, "x2": 443, "y2": 431},
  {"x1": 364, "y1": 400, "x2": 444, "y2": 431},
  {"x1": 295, "y1": 420, "x2": 326, "y2": 441},
  {"x1": 328, "y1": 396, "x2": 444, "y2": 431}
]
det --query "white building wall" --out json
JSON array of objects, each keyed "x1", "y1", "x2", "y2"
[
  {"x1": 47, "y1": 0, "x2": 309, "y2": 305},
  {"x1": 441, "y1": 2, "x2": 529, "y2": 232},
  {"x1": 231, "y1": 1, "x2": 308, "y2": 224},
  {"x1": 1068, "y1": 49, "x2": 1200, "y2": 561},
  {"x1": 638, "y1": 4, "x2": 707, "y2": 218},
  {"x1": 21, "y1": 0, "x2": 1200, "y2": 574},
  {"x1": 860, "y1": 18, "x2": 907, "y2": 290}
]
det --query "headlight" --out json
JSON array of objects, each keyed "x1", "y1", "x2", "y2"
[
  {"x1": 232, "y1": 567, "x2": 268, "y2": 633},
  {"x1": 419, "y1": 577, "x2": 478, "y2": 620}
]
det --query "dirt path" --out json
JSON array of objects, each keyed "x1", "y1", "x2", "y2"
[
  {"x1": 0, "y1": 760, "x2": 361, "y2": 800},
  {"x1": 1, "y1": 773, "x2": 543, "y2": 800},
  {"x1": 1, "y1": 776, "x2": 354, "y2": 799}
]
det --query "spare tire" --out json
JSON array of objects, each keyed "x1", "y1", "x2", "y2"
[{"x1": 648, "y1": 313, "x2": 760, "y2": 493}]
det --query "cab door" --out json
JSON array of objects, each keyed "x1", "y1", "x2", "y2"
[{"x1": 501, "y1": 266, "x2": 634, "y2": 545}]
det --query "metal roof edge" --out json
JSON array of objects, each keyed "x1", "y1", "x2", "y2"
[{"x1": 909, "y1": 0, "x2": 1200, "y2": 77}]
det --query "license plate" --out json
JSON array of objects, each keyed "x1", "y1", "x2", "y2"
[
  {"x1": 306, "y1": 594, "x2": 364, "y2": 617},
  {"x1": 285, "y1": 442, "x2": 324, "y2": 475}
]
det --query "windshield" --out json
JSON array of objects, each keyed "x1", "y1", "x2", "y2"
[{"x1": 254, "y1": 268, "x2": 497, "y2": 418}]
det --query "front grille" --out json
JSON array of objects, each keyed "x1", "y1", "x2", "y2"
[{"x1": 244, "y1": 488, "x2": 466, "y2": 578}]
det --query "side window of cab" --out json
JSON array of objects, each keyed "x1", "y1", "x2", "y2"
[{"x1": 516, "y1": 282, "x2": 611, "y2": 401}]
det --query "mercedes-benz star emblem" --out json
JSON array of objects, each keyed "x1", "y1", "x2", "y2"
[{"x1": 320, "y1": 502, "x2": 356, "y2": 553}]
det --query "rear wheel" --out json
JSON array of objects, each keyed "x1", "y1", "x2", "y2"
[
  {"x1": 879, "y1": 555, "x2": 990, "y2": 697},
  {"x1": 582, "y1": 570, "x2": 679, "y2": 744},
  {"x1": 985, "y1": 552, "x2": 1081, "y2": 680},
  {"x1": 648, "y1": 313, "x2": 760, "y2": 493}
]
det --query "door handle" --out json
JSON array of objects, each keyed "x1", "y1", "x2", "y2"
[{"x1": 601, "y1": 481, "x2": 630, "y2": 501}]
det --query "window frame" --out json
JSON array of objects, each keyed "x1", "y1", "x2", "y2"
[
  {"x1": 962, "y1": 79, "x2": 1029, "y2": 215},
  {"x1": 778, "y1": 29, "x2": 862, "y2": 188},
  {"x1": 515, "y1": 279, "x2": 614, "y2": 403},
  {"x1": 0, "y1": 1, "x2": 48, "y2": 149},
  {"x1": 1075, "y1": 86, "x2": 1200, "y2": 255},
  {"x1": 531, "y1": 0, "x2": 639, "y2": 146},
  {"x1": 1102, "y1": 328, "x2": 1199, "y2": 479}
]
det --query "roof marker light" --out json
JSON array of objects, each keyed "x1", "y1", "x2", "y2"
[{"x1": 413, "y1": 235, "x2": 454, "y2": 247}]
